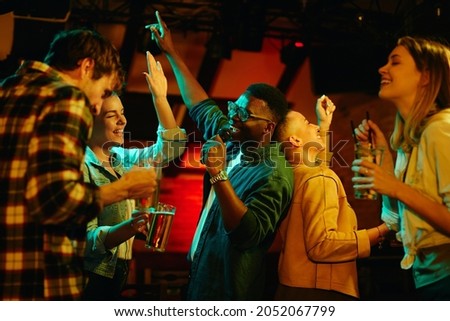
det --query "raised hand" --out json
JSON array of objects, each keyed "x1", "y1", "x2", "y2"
[
  {"x1": 147, "y1": 11, "x2": 176, "y2": 55},
  {"x1": 144, "y1": 51, "x2": 167, "y2": 99},
  {"x1": 316, "y1": 94, "x2": 336, "y2": 131}
]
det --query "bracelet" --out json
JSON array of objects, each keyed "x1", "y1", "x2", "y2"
[{"x1": 376, "y1": 226, "x2": 384, "y2": 250}]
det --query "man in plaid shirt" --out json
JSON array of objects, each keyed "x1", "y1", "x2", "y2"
[{"x1": 0, "y1": 29, "x2": 157, "y2": 300}]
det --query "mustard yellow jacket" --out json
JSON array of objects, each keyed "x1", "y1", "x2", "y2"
[{"x1": 277, "y1": 164, "x2": 371, "y2": 298}]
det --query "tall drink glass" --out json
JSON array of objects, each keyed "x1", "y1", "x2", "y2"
[
  {"x1": 145, "y1": 202, "x2": 176, "y2": 252},
  {"x1": 353, "y1": 143, "x2": 384, "y2": 200}
]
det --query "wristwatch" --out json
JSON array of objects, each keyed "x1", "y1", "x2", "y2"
[{"x1": 209, "y1": 170, "x2": 228, "y2": 185}]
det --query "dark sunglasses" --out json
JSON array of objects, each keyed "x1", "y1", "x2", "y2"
[{"x1": 227, "y1": 101, "x2": 273, "y2": 122}]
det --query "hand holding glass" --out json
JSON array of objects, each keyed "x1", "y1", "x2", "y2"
[
  {"x1": 353, "y1": 143, "x2": 384, "y2": 200},
  {"x1": 145, "y1": 202, "x2": 176, "y2": 252}
]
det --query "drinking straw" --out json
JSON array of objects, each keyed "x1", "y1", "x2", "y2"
[
  {"x1": 366, "y1": 111, "x2": 372, "y2": 147},
  {"x1": 366, "y1": 111, "x2": 377, "y2": 164},
  {"x1": 350, "y1": 120, "x2": 359, "y2": 159}
]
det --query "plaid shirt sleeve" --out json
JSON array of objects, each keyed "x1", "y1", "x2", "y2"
[{"x1": 25, "y1": 87, "x2": 102, "y2": 225}]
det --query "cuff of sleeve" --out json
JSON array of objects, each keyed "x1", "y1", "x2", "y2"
[
  {"x1": 227, "y1": 210, "x2": 255, "y2": 249},
  {"x1": 381, "y1": 205, "x2": 399, "y2": 231},
  {"x1": 157, "y1": 126, "x2": 187, "y2": 141},
  {"x1": 355, "y1": 229, "x2": 371, "y2": 258},
  {"x1": 91, "y1": 225, "x2": 112, "y2": 254}
]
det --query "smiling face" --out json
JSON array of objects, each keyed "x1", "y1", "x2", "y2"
[
  {"x1": 285, "y1": 111, "x2": 323, "y2": 148},
  {"x1": 378, "y1": 45, "x2": 425, "y2": 116},
  {"x1": 277, "y1": 110, "x2": 324, "y2": 165},
  {"x1": 89, "y1": 94, "x2": 127, "y2": 154}
]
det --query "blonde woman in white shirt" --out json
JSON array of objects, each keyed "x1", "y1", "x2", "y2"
[{"x1": 352, "y1": 36, "x2": 450, "y2": 300}]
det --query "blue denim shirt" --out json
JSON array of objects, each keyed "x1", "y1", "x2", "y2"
[{"x1": 186, "y1": 99, "x2": 293, "y2": 300}]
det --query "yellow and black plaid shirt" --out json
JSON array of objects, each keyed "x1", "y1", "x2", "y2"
[{"x1": 0, "y1": 61, "x2": 102, "y2": 300}]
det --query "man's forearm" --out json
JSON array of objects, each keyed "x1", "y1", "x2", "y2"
[
  {"x1": 99, "y1": 181, "x2": 129, "y2": 206},
  {"x1": 164, "y1": 52, "x2": 209, "y2": 108}
]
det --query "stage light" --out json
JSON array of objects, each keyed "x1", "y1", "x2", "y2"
[{"x1": 280, "y1": 40, "x2": 307, "y2": 65}]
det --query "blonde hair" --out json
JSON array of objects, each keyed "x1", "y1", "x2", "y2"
[{"x1": 390, "y1": 36, "x2": 450, "y2": 152}]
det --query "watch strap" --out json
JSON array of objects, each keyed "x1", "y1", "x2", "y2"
[{"x1": 209, "y1": 170, "x2": 228, "y2": 185}]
